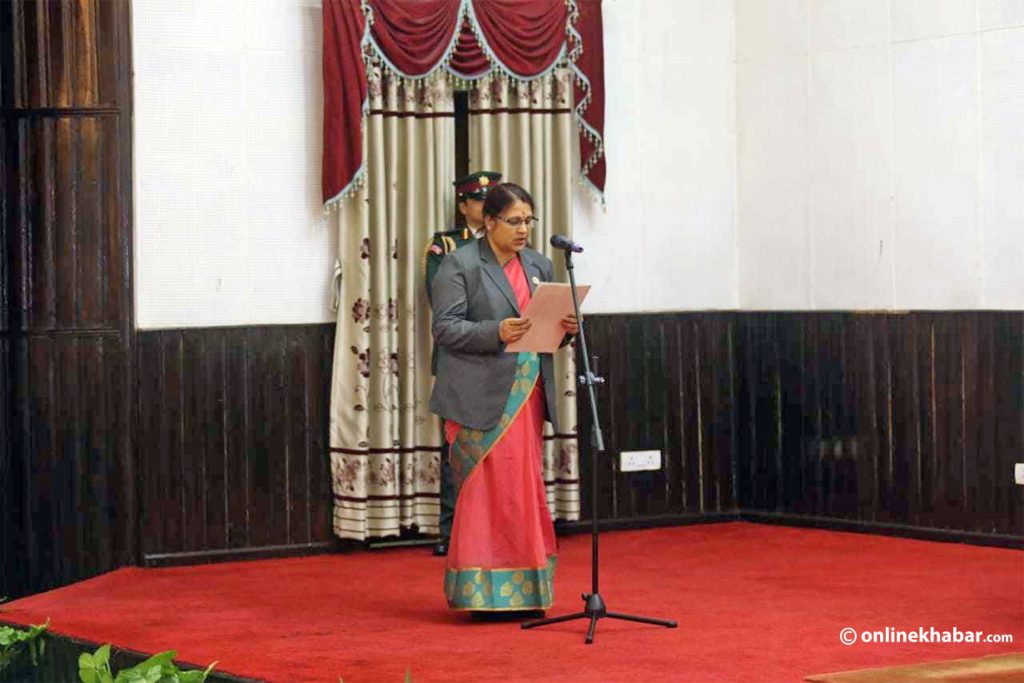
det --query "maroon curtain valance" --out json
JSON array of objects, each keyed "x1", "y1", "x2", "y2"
[{"x1": 322, "y1": 0, "x2": 606, "y2": 207}]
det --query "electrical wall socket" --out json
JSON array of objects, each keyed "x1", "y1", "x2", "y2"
[
  {"x1": 1015, "y1": 463, "x2": 1024, "y2": 486},
  {"x1": 620, "y1": 450, "x2": 661, "y2": 472}
]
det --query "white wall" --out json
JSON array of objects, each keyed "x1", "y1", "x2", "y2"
[
  {"x1": 131, "y1": 0, "x2": 1023, "y2": 326},
  {"x1": 133, "y1": 0, "x2": 333, "y2": 329},
  {"x1": 573, "y1": 0, "x2": 738, "y2": 313},
  {"x1": 734, "y1": 0, "x2": 1024, "y2": 310},
  {"x1": 132, "y1": 0, "x2": 737, "y2": 324}
]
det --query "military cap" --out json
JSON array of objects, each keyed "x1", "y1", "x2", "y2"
[{"x1": 454, "y1": 171, "x2": 502, "y2": 201}]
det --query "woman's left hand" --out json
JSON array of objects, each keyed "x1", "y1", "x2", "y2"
[{"x1": 560, "y1": 313, "x2": 579, "y2": 336}]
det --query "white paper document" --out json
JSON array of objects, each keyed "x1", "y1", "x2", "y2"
[{"x1": 506, "y1": 282, "x2": 590, "y2": 353}]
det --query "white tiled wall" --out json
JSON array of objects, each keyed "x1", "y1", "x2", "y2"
[
  {"x1": 980, "y1": 0, "x2": 1024, "y2": 30},
  {"x1": 132, "y1": 0, "x2": 1022, "y2": 322},
  {"x1": 736, "y1": 56, "x2": 810, "y2": 309},
  {"x1": 574, "y1": 0, "x2": 737, "y2": 313},
  {"x1": 735, "y1": 0, "x2": 1024, "y2": 310},
  {"x1": 891, "y1": 0, "x2": 978, "y2": 42},
  {"x1": 891, "y1": 35, "x2": 981, "y2": 308},
  {"x1": 810, "y1": 45, "x2": 893, "y2": 309},
  {"x1": 812, "y1": 0, "x2": 889, "y2": 51},
  {"x1": 133, "y1": 0, "x2": 331, "y2": 329},
  {"x1": 981, "y1": 27, "x2": 1024, "y2": 308},
  {"x1": 735, "y1": 0, "x2": 809, "y2": 59}
]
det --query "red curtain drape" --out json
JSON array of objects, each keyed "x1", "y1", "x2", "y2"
[
  {"x1": 321, "y1": 0, "x2": 606, "y2": 206},
  {"x1": 322, "y1": 0, "x2": 368, "y2": 206},
  {"x1": 573, "y1": 0, "x2": 605, "y2": 195},
  {"x1": 366, "y1": 0, "x2": 464, "y2": 75}
]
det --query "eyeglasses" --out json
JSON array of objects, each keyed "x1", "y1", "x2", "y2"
[{"x1": 495, "y1": 215, "x2": 539, "y2": 228}]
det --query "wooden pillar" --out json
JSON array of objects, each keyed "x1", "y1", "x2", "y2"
[{"x1": 1, "y1": 0, "x2": 135, "y2": 598}]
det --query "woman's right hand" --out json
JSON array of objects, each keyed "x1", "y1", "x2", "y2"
[{"x1": 499, "y1": 317, "x2": 531, "y2": 343}]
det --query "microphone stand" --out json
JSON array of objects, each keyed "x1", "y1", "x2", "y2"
[{"x1": 521, "y1": 246, "x2": 677, "y2": 644}]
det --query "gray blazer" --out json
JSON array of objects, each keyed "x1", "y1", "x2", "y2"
[{"x1": 429, "y1": 238, "x2": 563, "y2": 432}]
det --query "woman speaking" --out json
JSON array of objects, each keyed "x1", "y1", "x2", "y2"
[{"x1": 429, "y1": 183, "x2": 578, "y2": 614}]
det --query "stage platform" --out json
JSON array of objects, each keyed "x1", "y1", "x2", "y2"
[{"x1": 2, "y1": 522, "x2": 1021, "y2": 682}]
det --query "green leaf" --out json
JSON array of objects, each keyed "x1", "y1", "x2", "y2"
[
  {"x1": 118, "y1": 650, "x2": 176, "y2": 679},
  {"x1": 95, "y1": 644, "x2": 112, "y2": 667},
  {"x1": 145, "y1": 651, "x2": 177, "y2": 668},
  {"x1": 80, "y1": 652, "x2": 96, "y2": 668},
  {"x1": 112, "y1": 670, "x2": 139, "y2": 683},
  {"x1": 178, "y1": 660, "x2": 217, "y2": 683},
  {"x1": 80, "y1": 669, "x2": 100, "y2": 683},
  {"x1": 0, "y1": 620, "x2": 49, "y2": 674}
]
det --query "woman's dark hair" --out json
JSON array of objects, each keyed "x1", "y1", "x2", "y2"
[{"x1": 482, "y1": 182, "x2": 535, "y2": 217}]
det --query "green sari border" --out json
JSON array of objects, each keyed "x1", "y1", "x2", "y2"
[
  {"x1": 445, "y1": 555, "x2": 557, "y2": 611},
  {"x1": 448, "y1": 352, "x2": 540, "y2": 492}
]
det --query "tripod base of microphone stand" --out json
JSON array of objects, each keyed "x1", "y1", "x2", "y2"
[{"x1": 521, "y1": 591, "x2": 677, "y2": 644}]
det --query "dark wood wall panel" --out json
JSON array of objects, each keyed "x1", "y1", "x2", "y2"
[
  {"x1": 136, "y1": 326, "x2": 335, "y2": 563},
  {"x1": 4, "y1": 116, "x2": 123, "y2": 331},
  {"x1": 736, "y1": 312, "x2": 1024, "y2": 540},
  {"x1": 581, "y1": 312, "x2": 1022, "y2": 544},
  {"x1": 579, "y1": 314, "x2": 740, "y2": 523},
  {"x1": 6, "y1": 335, "x2": 129, "y2": 594},
  {"x1": 2, "y1": 0, "x2": 121, "y2": 110},
  {"x1": 1, "y1": 0, "x2": 133, "y2": 599},
  {"x1": 0, "y1": 335, "x2": 10, "y2": 597}
]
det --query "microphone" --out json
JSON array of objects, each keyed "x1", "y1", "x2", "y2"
[{"x1": 550, "y1": 234, "x2": 584, "y2": 253}]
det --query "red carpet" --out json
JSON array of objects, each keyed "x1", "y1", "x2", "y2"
[{"x1": 3, "y1": 522, "x2": 1022, "y2": 682}]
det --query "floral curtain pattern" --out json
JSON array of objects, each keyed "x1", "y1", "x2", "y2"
[
  {"x1": 330, "y1": 70, "x2": 455, "y2": 540},
  {"x1": 469, "y1": 68, "x2": 581, "y2": 521}
]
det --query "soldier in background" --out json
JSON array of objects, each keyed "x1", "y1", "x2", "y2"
[{"x1": 423, "y1": 170, "x2": 502, "y2": 556}]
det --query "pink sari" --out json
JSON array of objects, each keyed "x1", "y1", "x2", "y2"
[{"x1": 442, "y1": 255, "x2": 557, "y2": 611}]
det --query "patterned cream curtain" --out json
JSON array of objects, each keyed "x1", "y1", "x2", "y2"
[
  {"x1": 329, "y1": 69, "x2": 454, "y2": 540},
  {"x1": 469, "y1": 68, "x2": 581, "y2": 522}
]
